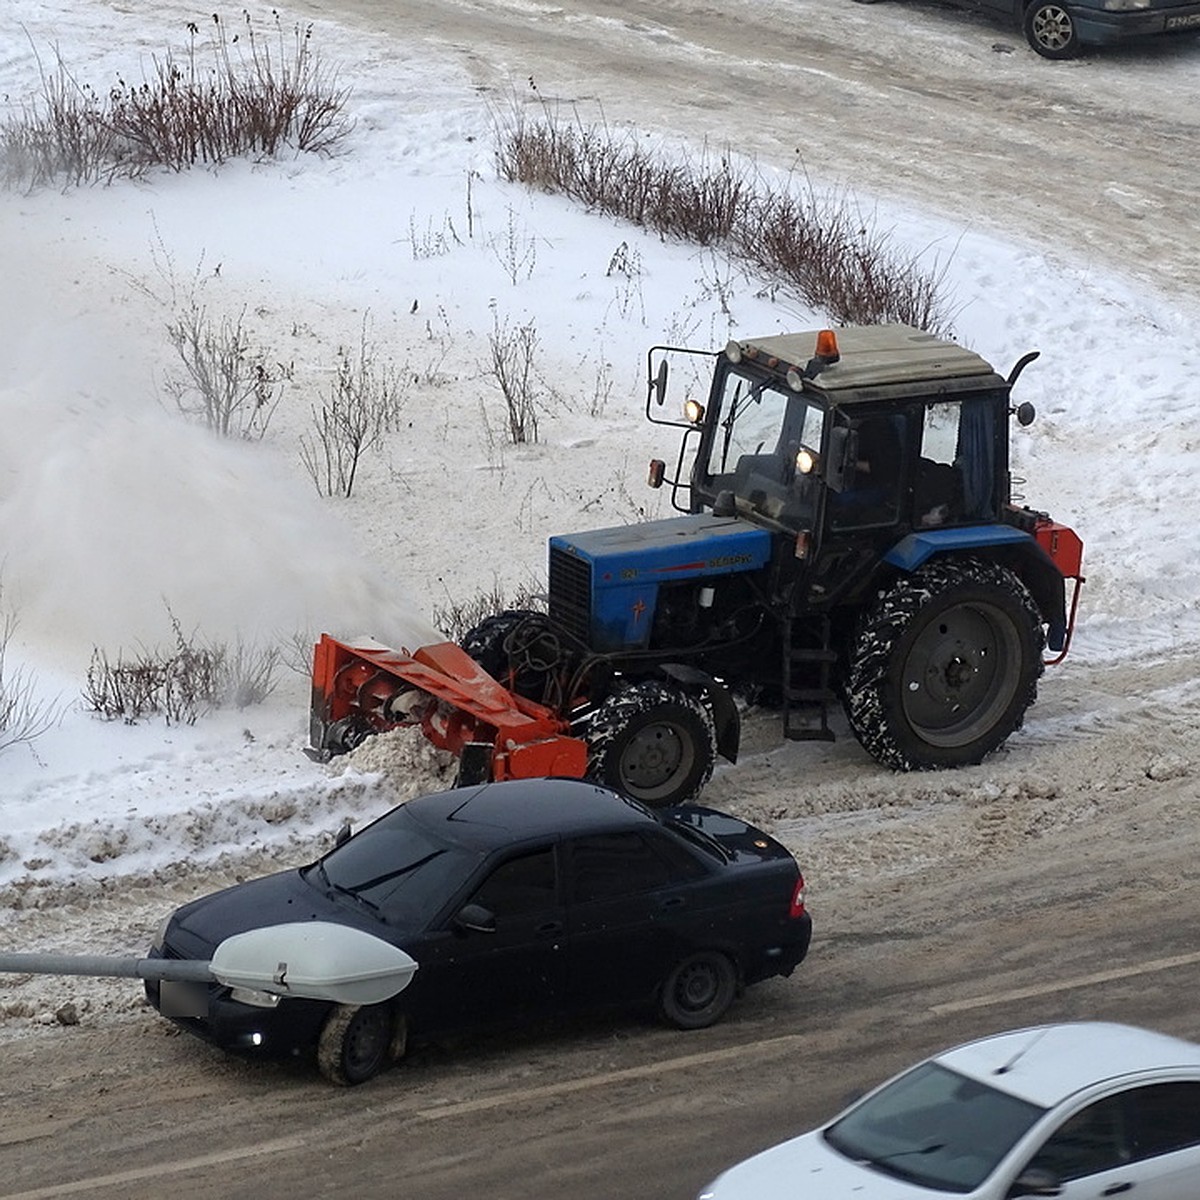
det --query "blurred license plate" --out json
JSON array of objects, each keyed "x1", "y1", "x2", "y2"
[
  {"x1": 159, "y1": 980, "x2": 209, "y2": 1017},
  {"x1": 1166, "y1": 12, "x2": 1200, "y2": 27}
]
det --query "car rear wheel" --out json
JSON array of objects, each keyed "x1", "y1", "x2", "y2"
[
  {"x1": 660, "y1": 951, "x2": 738, "y2": 1030},
  {"x1": 317, "y1": 1002, "x2": 395, "y2": 1086},
  {"x1": 1023, "y1": 0, "x2": 1082, "y2": 58}
]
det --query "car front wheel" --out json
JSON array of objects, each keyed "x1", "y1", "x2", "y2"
[
  {"x1": 660, "y1": 951, "x2": 738, "y2": 1030},
  {"x1": 317, "y1": 1002, "x2": 396, "y2": 1086},
  {"x1": 1023, "y1": 0, "x2": 1082, "y2": 58}
]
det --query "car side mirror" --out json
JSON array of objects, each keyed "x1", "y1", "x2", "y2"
[
  {"x1": 1006, "y1": 1167, "x2": 1063, "y2": 1197},
  {"x1": 453, "y1": 903, "x2": 497, "y2": 935},
  {"x1": 334, "y1": 821, "x2": 352, "y2": 849}
]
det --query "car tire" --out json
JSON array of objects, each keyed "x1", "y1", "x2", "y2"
[
  {"x1": 660, "y1": 951, "x2": 738, "y2": 1030},
  {"x1": 1022, "y1": 0, "x2": 1082, "y2": 58},
  {"x1": 844, "y1": 558, "x2": 1044, "y2": 770},
  {"x1": 586, "y1": 679, "x2": 716, "y2": 807},
  {"x1": 316, "y1": 1002, "x2": 395, "y2": 1086}
]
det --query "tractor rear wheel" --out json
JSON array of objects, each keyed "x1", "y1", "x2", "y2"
[
  {"x1": 844, "y1": 558, "x2": 1044, "y2": 770},
  {"x1": 586, "y1": 680, "x2": 716, "y2": 807}
]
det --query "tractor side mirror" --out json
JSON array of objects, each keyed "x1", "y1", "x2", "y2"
[
  {"x1": 652, "y1": 358, "x2": 669, "y2": 406},
  {"x1": 1014, "y1": 401, "x2": 1036, "y2": 427},
  {"x1": 825, "y1": 426, "x2": 858, "y2": 494}
]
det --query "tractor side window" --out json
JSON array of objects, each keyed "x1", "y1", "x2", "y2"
[
  {"x1": 957, "y1": 397, "x2": 997, "y2": 519},
  {"x1": 916, "y1": 403, "x2": 965, "y2": 527},
  {"x1": 915, "y1": 399, "x2": 998, "y2": 525},
  {"x1": 828, "y1": 413, "x2": 907, "y2": 530}
]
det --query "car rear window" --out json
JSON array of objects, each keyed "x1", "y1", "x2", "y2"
[{"x1": 312, "y1": 806, "x2": 478, "y2": 926}]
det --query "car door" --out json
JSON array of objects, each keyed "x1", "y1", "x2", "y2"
[
  {"x1": 1014, "y1": 1082, "x2": 1200, "y2": 1198},
  {"x1": 412, "y1": 843, "x2": 566, "y2": 1034},
  {"x1": 561, "y1": 829, "x2": 708, "y2": 1013}
]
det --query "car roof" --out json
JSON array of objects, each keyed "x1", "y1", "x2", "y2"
[
  {"x1": 403, "y1": 778, "x2": 658, "y2": 849},
  {"x1": 936, "y1": 1022, "x2": 1200, "y2": 1107}
]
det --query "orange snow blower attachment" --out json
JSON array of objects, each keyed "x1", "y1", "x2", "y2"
[{"x1": 307, "y1": 634, "x2": 588, "y2": 785}]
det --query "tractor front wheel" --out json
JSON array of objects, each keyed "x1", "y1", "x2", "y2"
[
  {"x1": 586, "y1": 680, "x2": 716, "y2": 807},
  {"x1": 460, "y1": 609, "x2": 558, "y2": 701},
  {"x1": 844, "y1": 558, "x2": 1044, "y2": 770}
]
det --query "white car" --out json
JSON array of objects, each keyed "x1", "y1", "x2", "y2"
[{"x1": 699, "y1": 1022, "x2": 1200, "y2": 1199}]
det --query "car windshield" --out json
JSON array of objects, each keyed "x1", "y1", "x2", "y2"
[
  {"x1": 823, "y1": 1062, "x2": 1045, "y2": 1193},
  {"x1": 306, "y1": 806, "x2": 479, "y2": 928}
]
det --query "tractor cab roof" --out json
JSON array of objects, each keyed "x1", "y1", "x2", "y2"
[{"x1": 728, "y1": 324, "x2": 1007, "y2": 404}]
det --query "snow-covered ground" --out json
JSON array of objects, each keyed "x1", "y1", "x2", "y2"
[{"x1": 2, "y1": 0, "x2": 1199, "y2": 926}]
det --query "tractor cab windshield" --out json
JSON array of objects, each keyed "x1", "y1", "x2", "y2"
[{"x1": 698, "y1": 366, "x2": 826, "y2": 528}]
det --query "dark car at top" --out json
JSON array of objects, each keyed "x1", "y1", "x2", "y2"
[
  {"x1": 146, "y1": 778, "x2": 811, "y2": 1084},
  {"x1": 968, "y1": 0, "x2": 1200, "y2": 57}
]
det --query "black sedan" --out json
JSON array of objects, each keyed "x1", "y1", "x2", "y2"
[{"x1": 146, "y1": 778, "x2": 812, "y2": 1085}]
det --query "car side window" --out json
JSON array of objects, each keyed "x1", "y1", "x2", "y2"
[
  {"x1": 468, "y1": 847, "x2": 557, "y2": 917},
  {"x1": 1025, "y1": 1094, "x2": 1129, "y2": 1181},
  {"x1": 1126, "y1": 1081, "x2": 1200, "y2": 1160},
  {"x1": 567, "y1": 832, "x2": 676, "y2": 903},
  {"x1": 642, "y1": 828, "x2": 708, "y2": 882}
]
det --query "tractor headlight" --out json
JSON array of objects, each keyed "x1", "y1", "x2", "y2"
[
  {"x1": 684, "y1": 399, "x2": 705, "y2": 424},
  {"x1": 796, "y1": 447, "x2": 817, "y2": 475}
]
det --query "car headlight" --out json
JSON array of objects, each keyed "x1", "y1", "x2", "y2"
[{"x1": 1102, "y1": 0, "x2": 1149, "y2": 10}]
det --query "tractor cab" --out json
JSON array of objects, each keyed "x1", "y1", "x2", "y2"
[{"x1": 648, "y1": 325, "x2": 1015, "y2": 572}]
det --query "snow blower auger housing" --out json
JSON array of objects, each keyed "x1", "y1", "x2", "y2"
[
  {"x1": 309, "y1": 325, "x2": 1084, "y2": 808},
  {"x1": 307, "y1": 635, "x2": 588, "y2": 784}
]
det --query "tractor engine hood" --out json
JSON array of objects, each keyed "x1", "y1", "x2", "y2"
[{"x1": 549, "y1": 514, "x2": 771, "y2": 651}]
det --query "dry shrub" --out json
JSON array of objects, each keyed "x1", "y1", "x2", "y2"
[
  {"x1": 165, "y1": 304, "x2": 290, "y2": 439},
  {"x1": 84, "y1": 612, "x2": 280, "y2": 725},
  {"x1": 433, "y1": 582, "x2": 546, "y2": 643},
  {"x1": 0, "y1": 596, "x2": 60, "y2": 755},
  {"x1": 1, "y1": 13, "x2": 352, "y2": 189},
  {"x1": 299, "y1": 320, "x2": 405, "y2": 498},
  {"x1": 495, "y1": 104, "x2": 952, "y2": 334}
]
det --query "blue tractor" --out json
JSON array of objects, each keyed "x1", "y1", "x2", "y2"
[{"x1": 460, "y1": 324, "x2": 1084, "y2": 807}]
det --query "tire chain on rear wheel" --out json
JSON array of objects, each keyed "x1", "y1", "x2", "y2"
[
  {"x1": 843, "y1": 557, "x2": 1044, "y2": 771},
  {"x1": 586, "y1": 678, "x2": 717, "y2": 806}
]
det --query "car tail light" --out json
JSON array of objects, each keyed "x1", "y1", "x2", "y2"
[{"x1": 789, "y1": 874, "x2": 806, "y2": 919}]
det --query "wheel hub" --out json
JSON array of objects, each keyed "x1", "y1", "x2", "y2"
[
  {"x1": 622, "y1": 723, "x2": 686, "y2": 789},
  {"x1": 1032, "y1": 5, "x2": 1073, "y2": 49},
  {"x1": 903, "y1": 602, "x2": 1020, "y2": 747}
]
